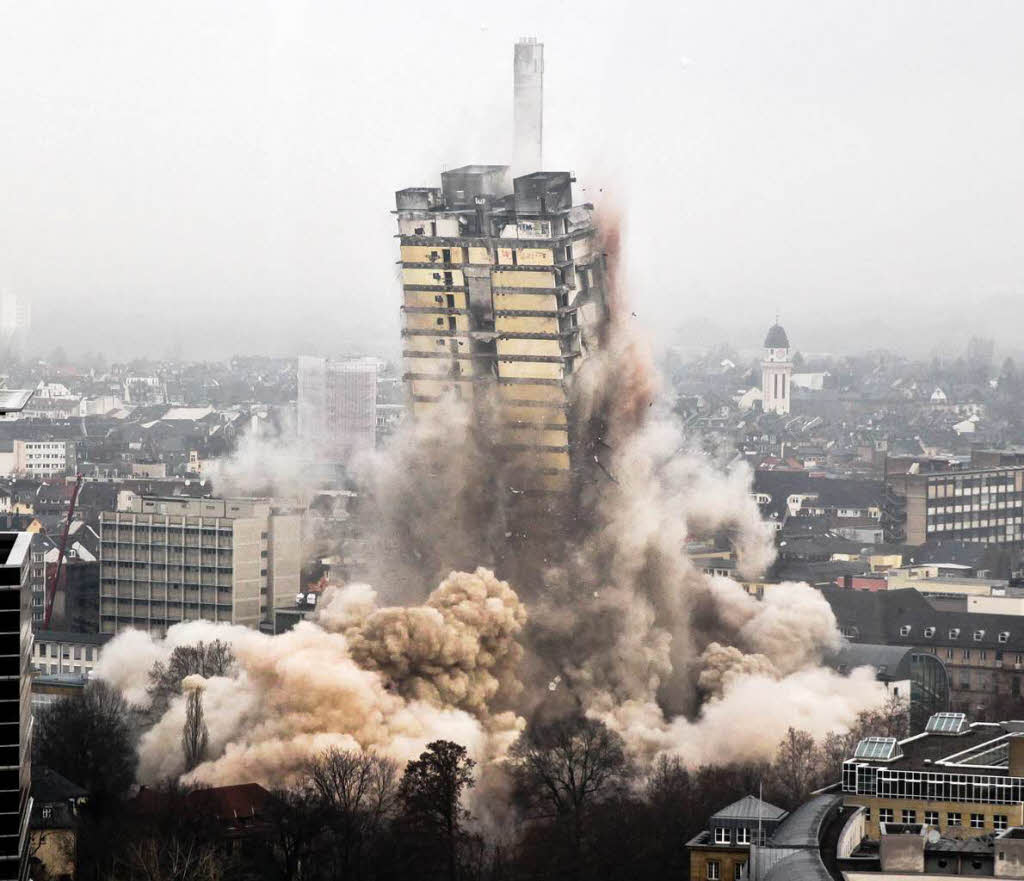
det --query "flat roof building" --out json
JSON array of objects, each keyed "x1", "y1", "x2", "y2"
[
  {"x1": 885, "y1": 464, "x2": 1024, "y2": 546},
  {"x1": 0, "y1": 532, "x2": 32, "y2": 881},
  {"x1": 99, "y1": 496, "x2": 301, "y2": 635},
  {"x1": 842, "y1": 714, "x2": 1024, "y2": 841}
]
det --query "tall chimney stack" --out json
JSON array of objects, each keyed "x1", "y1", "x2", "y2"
[{"x1": 514, "y1": 38, "x2": 543, "y2": 175}]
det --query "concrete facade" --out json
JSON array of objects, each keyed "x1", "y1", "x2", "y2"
[{"x1": 98, "y1": 496, "x2": 301, "y2": 635}]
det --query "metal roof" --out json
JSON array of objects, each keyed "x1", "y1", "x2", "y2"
[
  {"x1": 769, "y1": 795, "x2": 843, "y2": 849},
  {"x1": 711, "y1": 794, "x2": 788, "y2": 823},
  {"x1": 762, "y1": 850, "x2": 832, "y2": 881}
]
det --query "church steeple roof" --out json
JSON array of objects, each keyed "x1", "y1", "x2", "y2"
[{"x1": 764, "y1": 323, "x2": 789, "y2": 348}]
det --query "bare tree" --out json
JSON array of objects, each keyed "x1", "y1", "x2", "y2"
[
  {"x1": 306, "y1": 748, "x2": 399, "y2": 880},
  {"x1": 507, "y1": 716, "x2": 632, "y2": 878},
  {"x1": 182, "y1": 688, "x2": 209, "y2": 773},
  {"x1": 851, "y1": 692, "x2": 910, "y2": 740},
  {"x1": 770, "y1": 728, "x2": 821, "y2": 808},
  {"x1": 149, "y1": 640, "x2": 234, "y2": 714},
  {"x1": 33, "y1": 679, "x2": 136, "y2": 807}
]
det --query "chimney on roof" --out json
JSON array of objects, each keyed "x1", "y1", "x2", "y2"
[
  {"x1": 879, "y1": 823, "x2": 925, "y2": 873},
  {"x1": 1010, "y1": 735, "x2": 1024, "y2": 777},
  {"x1": 513, "y1": 38, "x2": 543, "y2": 175}
]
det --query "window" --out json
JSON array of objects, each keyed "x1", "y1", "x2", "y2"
[
  {"x1": 950, "y1": 628, "x2": 961, "y2": 639},
  {"x1": 37, "y1": 643, "x2": 46, "y2": 656},
  {"x1": 41, "y1": 807, "x2": 52, "y2": 820},
  {"x1": 995, "y1": 815, "x2": 1009, "y2": 831},
  {"x1": 73, "y1": 646, "x2": 81, "y2": 660},
  {"x1": 864, "y1": 807, "x2": 871, "y2": 821},
  {"x1": 879, "y1": 808, "x2": 894, "y2": 824},
  {"x1": 925, "y1": 811, "x2": 939, "y2": 826},
  {"x1": 902, "y1": 810, "x2": 917, "y2": 823},
  {"x1": 707, "y1": 861, "x2": 720, "y2": 881},
  {"x1": 85, "y1": 647, "x2": 93, "y2": 662},
  {"x1": 900, "y1": 625, "x2": 911, "y2": 636},
  {"x1": 981, "y1": 650, "x2": 988, "y2": 661},
  {"x1": 735, "y1": 828, "x2": 750, "y2": 845},
  {"x1": 971, "y1": 813, "x2": 985, "y2": 829},
  {"x1": 974, "y1": 630, "x2": 986, "y2": 641},
  {"x1": 733, "y1": 865, "x2": 745, "y2": 881},
  {"x1": 964, "y1": 649, "x2": 972, "y2": 660},
  {"x1": 947, "y1": 812, "x2": 962, "y2": 827},
  {"x1": 1000, "y1": 632, "x2": 1010, "y2": 644},
  {"x1": 946, "y1": 648, "x2": 954, "y2": 660},
  {"x1": 714, "y1": 828, "x2": 730, "y2": 844}
]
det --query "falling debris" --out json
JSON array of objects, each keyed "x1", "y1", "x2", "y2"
[{"x1": 95, "y1": 209, "x2": 885, "y2": 790}]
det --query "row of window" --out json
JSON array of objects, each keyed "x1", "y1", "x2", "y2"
[
  {"x1": 104, "y1": 562, "x2": 235, "y2": 571},
  {"x1": 844, "y1": 761, "x2": 1024, "y2": 804},
  {"x1": 35, "y1": 643, "x2": 96, "y2": 661},
  {"x1": 900, "y1": 625, "x2": 1013, "y2": 644},
  {"x1": 33, "y1": 663, "x2": 89, "y2": 677},
  {"x1": 926, "y1": 477, "x2": 1020, "y2": 498},
  {"x1": 712, "y1": 828, "x2": 761, "y2": 845},
  {"x1": 928, "y1": 502, "x2": 1022, "y2": 515},
  {"x1": 871, "y1": 806, "x2": 1008, "y2": 830}
]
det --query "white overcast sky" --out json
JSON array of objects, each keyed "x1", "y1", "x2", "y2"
[{"x1": 3, "y1": 0, "x2": 1024, "y2": 361}]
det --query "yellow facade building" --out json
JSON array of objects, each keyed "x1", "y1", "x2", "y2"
[
  {"x1": 395, "y1": 166, "x2": 607, "y2": 493},
  {"x1": 843, "y1": 714, "x2": 1024, "y2": 841}
]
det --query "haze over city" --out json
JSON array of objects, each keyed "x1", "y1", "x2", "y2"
[
  {"x1": 9, "y1": 5, "x2": 1024, "y2": 881},
  {"x1": 4, "y1": 0, "x2": 1024, "y2": 359}
]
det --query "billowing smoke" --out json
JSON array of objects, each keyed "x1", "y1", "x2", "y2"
[
  {"x1": 95, "y1": 209, "x2": 886, "y2": 788},
  {"x1": 95, "y1": 568, "x2": 526, "y2": 785}
]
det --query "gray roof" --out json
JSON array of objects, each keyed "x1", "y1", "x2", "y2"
[
  {"x1": 823, "y1": 585, "x2": 1024, "y2": 654},
  {"x1": 768, "y1": 795, "x2": 843, "y2": 848},
  {"x1": 711, "y1": 795, "x2": 787, "y2": 823},
  {"x1": 762, "y1": 850, "x2": 832, "y2": 881},
  {"x1": 825, "y1": 643, "x2": 914, "y2": 681}
]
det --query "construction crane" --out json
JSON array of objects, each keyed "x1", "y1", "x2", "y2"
[{"x1": 43, "y1": 473, "x2": 84, "y2": 629}]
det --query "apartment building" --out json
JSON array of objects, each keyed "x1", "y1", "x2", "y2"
[
  {"x1": 885, "y1": 464, "x2": 1024, "y2": 546},
  {"x1": 99, "y1": 496, "x2": 301, "y2": 635},
  {"x1": 0, "y1": 441, "x2": 74, "y2": 478},
  {"x1": 0, "y1": 532, "x2": 33, "y2": 881}
]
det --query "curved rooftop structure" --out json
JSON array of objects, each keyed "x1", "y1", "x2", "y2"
[{"x1": 764, "y1": 323, "x2": 790, "y2": 348}]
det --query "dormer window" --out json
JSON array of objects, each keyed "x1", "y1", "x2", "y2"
[
  {"x1": 999, "y1": 632, "x2": 1010, "y2": 644},
  {"x1": 714, "y1": 827, "x2": 730, "y2": 844},
  {"x1": 924, "y1": 627, "x2": 936, "y2": 638},
  {"x1": 900, "y1": 625, "x2": 912, "y2": 637},
  {"x1": 974, "y1": 630, "x2": 986, "y2": 642},
  {"x1": 949, "y1": 628, "x2": 960, "y2": 640}
]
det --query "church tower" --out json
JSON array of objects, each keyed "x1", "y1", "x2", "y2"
[{"x1": 761, "y1": 321, "x2": 792, "y2": 415}]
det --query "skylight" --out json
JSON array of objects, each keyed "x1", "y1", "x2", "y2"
[
  {"x1": 853, "y1": 736, "x2": 902, "y2": 761},
  {"x1": 926, "y1": 712, "x2": 968, "y2": 735}
]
